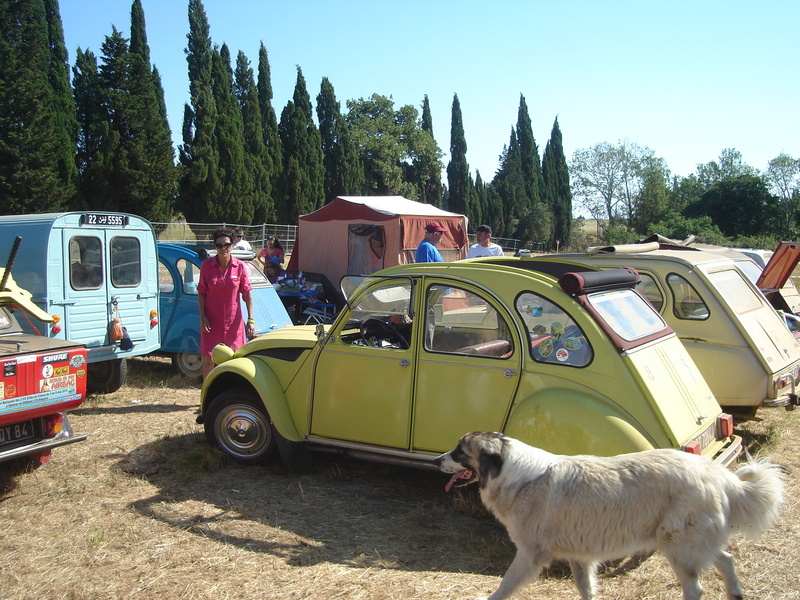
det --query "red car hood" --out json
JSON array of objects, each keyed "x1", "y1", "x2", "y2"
[{"x1": 756, "y1": 241, "x2": 800, "y2": 293}]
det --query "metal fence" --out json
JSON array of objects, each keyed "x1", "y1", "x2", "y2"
[
  {"x1": 152, "y1": 222, "x2": 535, "y2": 256},
  {"x1": 152, "y1": 222, "x2": 298, "y2": 254}
]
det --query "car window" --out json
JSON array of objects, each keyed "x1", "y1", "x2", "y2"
[
  {"x1": 425, "y1": 285, "x2": 514, "y2": 358},
  {"x1": 176, "y1": 259, "x2": 199, "y2": 294},
  {"x1": 69, "y1": 236, "x2": 102, "y2": 290},
  {"x1": 158, "y1": 261, "x2": 174, "y2": 294},
  {"x1": 636, "y1": 272, "x2": 663, "y2": 311},
  {"x1": 243, "y1": 260, "x2": 269, "y2": 286},
  {"x1": 339, "y1": 281, "x2": 412, "y2": 349},
  {"x1": 588, "y1": 288, "x2": 666, "y2": 341},
  {"x1": 517, "y1": 293, "x2": 592, "y2": 366},
  {"x1": 707, "y1": 269, "x2": 763, "y2": 314},
  {"x1": 110, "y1": 236, "x2": 141, "y2": 287},
  {"x1": 666, "y1": 273, "x2": 710, "y2": 320}
]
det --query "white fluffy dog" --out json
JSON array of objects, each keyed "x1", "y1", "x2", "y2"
[{"x1": 435, "y1": 432, "x2": 784, "y2": 600}]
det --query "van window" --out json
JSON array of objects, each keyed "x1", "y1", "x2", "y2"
[
  {"x1": 708, "y1": 269, "x2": 763, "y2": 314},
  {"x1": 426, "y1": 285, "x2": 513, "y2": 358},
  {"x1": 111, "y1": 237, "x2": 141, "y2": 287},
  {"x1": 667, "y1": 273, "x2": 709, "y2": 320},
  {"x1": 637, "y1": 272, "x2": 663, "y2": 311},
  {"x1": 518, "y1": 292, "x2": 592, "y2": 366},
  {"x1": 69, "y1": 236, "x2": 103, "y2": 290}
]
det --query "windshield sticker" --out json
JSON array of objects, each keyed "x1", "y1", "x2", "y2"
[
  {"x1": 538, "y1": 338, "x2": 554, "y2": 357},
  {"x1": 550, "y1": 322, "x2": 564, "y2": 340},
  {"x1": 556, "y1": 348, "x2": 569, "y2": 362}
]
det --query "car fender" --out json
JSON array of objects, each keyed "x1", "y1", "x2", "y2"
[
  {"x1": 504, "y1": 389, "x2": 657, "y2": 457},
  {"x1": 202, "y1": 357, "x2": 303, "y2": 442}
]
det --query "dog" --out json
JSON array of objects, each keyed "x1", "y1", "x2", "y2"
[{"x1": 435, "y1": 432, "x2": 784, "y2": 600}]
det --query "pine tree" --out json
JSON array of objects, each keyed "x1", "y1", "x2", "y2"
[
  {"x1": 179, "y1": 0, "x2": 218, "y2": 223},
  {"x1": 257, "y1": 43, "x2": 282, "y2": 219},
  {"x1": 446, "y1": 94, "x2": 471, "y2": 216},
  {"x1": 541, "y1": 118, "x2": 572, "y2": 250},
  {"x1": 210, "y1": 43, "x2": 248, "y2": 222},
  {"x1": 0, "y1": 0, "x2": 74, "y2": 213},
  {"x1": 234, "y1": 49, "x2": 273, "y2": 223}
]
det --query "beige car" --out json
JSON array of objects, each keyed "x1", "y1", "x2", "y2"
[{"x1": 494, "y1": 243, "x2": 800, "y2": 419}]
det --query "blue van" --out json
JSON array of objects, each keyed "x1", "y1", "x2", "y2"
[
  {"x1": 0, "y1": 212, "x2": 160, "y2": 393},
  {"x1": 156, "y1": 243, "x2": 293, "y2": 378}
]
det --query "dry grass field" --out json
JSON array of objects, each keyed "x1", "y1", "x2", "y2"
[{"x1": 1, "y1": 356, "x2": 799, "y2": 600}]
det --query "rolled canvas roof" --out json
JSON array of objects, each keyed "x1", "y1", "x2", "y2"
[{"x1": 287, "y1": 196, "x2": 468, "y2": 285}]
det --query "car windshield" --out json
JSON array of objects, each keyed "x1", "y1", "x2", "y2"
[{"x1": 587, "y1": 288, "x2": 666, "y2": 342}]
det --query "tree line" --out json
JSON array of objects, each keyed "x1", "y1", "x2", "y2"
[{"x1": 2, "y1": 0, "x2": 797, "y2": 252}]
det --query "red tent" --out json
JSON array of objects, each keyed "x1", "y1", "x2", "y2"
[{"x1": 287, "y1": 196, "x2": 468, "y2": 285}]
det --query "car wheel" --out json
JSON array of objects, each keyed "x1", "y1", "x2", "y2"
[
  {"x1": 173, "y1": 352, "x2": 203, "y2": 379},
  {"x1": 87, "y1": 358, "x2": 127, "y2": 394},
  {"x1": 204, "y1": 388, "x2": 278, "y2": 465}
]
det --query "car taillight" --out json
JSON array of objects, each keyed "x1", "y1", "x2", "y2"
[
  {"x1": 42, "y1": 413, "x2": 64, "y2": 437},
  {"x1": 718, "y1": 413, "x2": 734, "y2": 439},
  {"x1": 682, "y1": 440, "x2": 701, "y2": 455}
]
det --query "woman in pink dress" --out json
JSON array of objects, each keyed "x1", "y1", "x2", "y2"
[{"x1": 198, "y1": 230, "x2": 255, "y2": 379}]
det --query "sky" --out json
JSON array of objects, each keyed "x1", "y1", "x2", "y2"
[{"x1": 59, "y1": 0, "x2": 799, "y2": 187}]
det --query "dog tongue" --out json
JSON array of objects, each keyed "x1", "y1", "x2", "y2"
[{"x1": 445, "y1": 470, "x2": 474, "y2": 492}]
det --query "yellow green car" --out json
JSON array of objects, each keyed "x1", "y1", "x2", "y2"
[{"x1": 197, "y1": 261, "x2": 741, "y2": 469}]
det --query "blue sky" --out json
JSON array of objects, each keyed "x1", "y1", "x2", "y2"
[{"x1": 60, "y1": 0, "x2": 798, "y2": 184}]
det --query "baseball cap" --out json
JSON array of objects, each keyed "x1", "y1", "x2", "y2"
[
  {"x1": 476, "y1": 224, "x2": 492, "y2": 234},
  {"x1": 425, "y1": 221, "x2": 447, "y2": 233}
]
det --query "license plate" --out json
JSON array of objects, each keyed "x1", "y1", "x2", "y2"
[{"x1": 0, "y1": 420, "x2": 35, "y2": 447}]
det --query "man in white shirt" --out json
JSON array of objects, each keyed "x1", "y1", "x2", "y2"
[
  {"x1": 233, "y1": 228, "x2": 253, "y2": 252},
  {"x1": 466, "y1": 224, "x2": 504, "y2": 258}
]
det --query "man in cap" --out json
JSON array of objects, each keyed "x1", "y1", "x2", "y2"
[
  {"x1": 466, "y1": 224, "x2": 504, "y2": 258},
  {"x1": 415, "y1": 221, "x2": 446, "y2": 263}
]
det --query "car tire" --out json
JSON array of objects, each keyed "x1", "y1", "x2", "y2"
[
  {"x1": 173, "y1": 352, "x2": 203, "y2": 379},
  {"x1": 204, "y1": 388, "x2": 278, "y2": 465},
  {"x1": 87, "y1": 358, "x2": 127, "y2": 394}
]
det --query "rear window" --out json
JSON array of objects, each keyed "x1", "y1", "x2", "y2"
[
  {"x1": 708, "y1": 269, "x2": 763, "y2": 314},
  {"x1": 517, "y1": 293, "x2": 592, "y2": 367},
  {"x1": 588, "y1": 288, "x2": 666, "y2": 342}
]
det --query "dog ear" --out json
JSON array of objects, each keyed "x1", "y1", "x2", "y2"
[{"x1": 477, "y1": 434, "x2": 505, "y2": 482}]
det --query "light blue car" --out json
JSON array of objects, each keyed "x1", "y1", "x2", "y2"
[{"x1": 156, "y1": 243, "x2": 293, "y2": 377}]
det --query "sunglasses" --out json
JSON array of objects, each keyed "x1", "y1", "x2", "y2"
[{"x1": 215, "y1": 242, "x2": 232, "y2": 249}]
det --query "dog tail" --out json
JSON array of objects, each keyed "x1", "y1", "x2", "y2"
[{"x1": 728, "y1": 457, "x2": 785, "y2": 540}]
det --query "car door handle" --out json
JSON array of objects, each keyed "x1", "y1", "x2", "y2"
[
  {"x1": 503, "y1": 369, "x2": 517, "y2": 378},
  {"x1": 399, "y1": 359, "x2": 410, "y2": 368}
]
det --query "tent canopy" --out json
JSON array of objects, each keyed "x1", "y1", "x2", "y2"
[{"x1": 287, "y1": 196, "x2": 468, "y2": 286}]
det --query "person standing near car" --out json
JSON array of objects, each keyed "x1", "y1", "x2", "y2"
[
  {"x1": 466, "y1": 224, "x2": 504, "y2": 258},
  {"x1": 232, "y1": 228, "x2": 252, "y2": 252},
  {"x1": 415, "y1": 222, "x2": 446, "y2": 263},
  {"x1": 257, "y1": 235, "x2": 285, "y2": 272},
  {"x1": 198, "y1": 230, "x2": 255, "y2": 379}
]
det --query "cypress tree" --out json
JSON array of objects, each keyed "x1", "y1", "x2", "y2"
[
  {"x1": 257, "y1": 43, "x2": 282, "y2": 219},
  {"x1": 542, "y1": 117, "x2": 571, "y2": 249},
  {"x1": 72, "y1": 48, "x2": 106, "y2": 209},
  {"x1": 234, "y1": 49, "x2": 272, "y2": 223},
  {"x1": 43, "y1": 0, "x2": 78, "y2": 203},
  {"x1": 179, "y1": 0, "x2": 218, "y2": 223},
  {"x1": 317, "y1": 76, "x2": 363, "y2": 203},
  {"x1": 418, "y1": 94, "x2": 442, "y2": 206},
  {"x1": 446, "y1": 94, "x2": 471, "y2": 216},
  {"x1": 0, "y1": 0, "x2": 74, "y2": 213},
  {"x1": 127, "y1": 0, "x2": 175, "y2": 221},
  {"x1": 210, "y1": 43, "x2": 248, "y2": 222},
  {"x1": 278, "y1": 67, "x2": 323, "y2": 222},
  {"x1": 516, "y1": 95, "x2": 542, "y2": 209}
]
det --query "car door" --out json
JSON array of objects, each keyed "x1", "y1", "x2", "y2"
[
  {"x1": 310, "y1": 279, "x2": 415, "y2": 448},
  {"x1": 411, "y1": 281, "x2": 523, "y2": 452}
]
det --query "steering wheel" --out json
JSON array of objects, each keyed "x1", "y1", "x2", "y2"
[{"x1": 360, "y1": 318, "x2": 410, "y2": 349}]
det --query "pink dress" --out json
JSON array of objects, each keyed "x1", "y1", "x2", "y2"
[{"x1": 197, "y1": 257, "x2": 252, "y2": 355}]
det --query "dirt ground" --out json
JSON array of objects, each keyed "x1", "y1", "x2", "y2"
[{"x1": 1, "y1": 356, "x2": 799, "y2": 600}]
